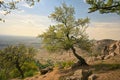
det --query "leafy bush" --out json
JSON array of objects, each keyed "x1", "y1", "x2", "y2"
[
  {"x1": 35, "y1": 59, "x2": 54, "y2": 69},
  {"x1": 9, "y1": 61, "x2": 38, "y2": 78},
  {"x1": 22, "y1": 61, "x2": 38, "y2": 71},
  {"x1": 0, "y1": 44, "x2": 37, "y2": 79},
  {"x1": 0, "y1": 71, "x2": 8, "y2": 80},
  {"x1": 24, "y1": 70, "x2": 36, "y2": 77},
  {"x1": 55, "y1": 61, "x2": 74, "y2": 69},
  {"x1": 22, "y1": 61, "x2": 38, "y2": 77},
  {"x1": 9, "y1": 69, "x2": 20, "y2": 78}
]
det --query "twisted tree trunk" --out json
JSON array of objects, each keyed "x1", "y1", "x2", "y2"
[
  {"x1": 71, "y1": 46, "x2": 88, "y2": 66},
  {"x1": 15, "y1": 60, "x2": 24, "y2": 78}
]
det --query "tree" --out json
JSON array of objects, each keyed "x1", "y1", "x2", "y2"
[
  {"x1": 0, "y1": 0, "x2": 40, "y2": 22},
  {"x1": 39, "y1": 3, "x2": 93, "y2": 66},
  {"x1": 0, "y1": 44, "x2": 36, "y2": 78},
  {"x1": 86, "y1": 0, "x2": 120, "y2": 15}
]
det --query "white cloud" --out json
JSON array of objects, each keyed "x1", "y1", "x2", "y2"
[
  {"x1": 83, "y1": 0, "x2": 86, "y2": 3},
  {"x1": 0, "y1": 11, "x2": 6, "y2": 15},
  {"x1": 0, "y1": 13, "x2": 52, "y2": 37},
  {"x1": 87, "y1": 22, "x2": 120, "y2": 40},
  {"x1": 0, "y1": 13, "x2": 120, "y2": 40}
]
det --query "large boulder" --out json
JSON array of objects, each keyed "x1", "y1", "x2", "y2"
[
  {"x1": 66, "y1": 69, "x2": 92, "y2": 80},
  {"x1": 108, "y1": 41, "x2": 120, "y2": 55},
  {"x1": 39, "y1": 66, "x2": 53, "y2": 75},
  {"x1": 104, "y1": 52, "x2": 116, "y2": 60},
  {"x1": 114, "y1": 41, "x2": 120, "y2": 54},
  {"x1": 110, "y1": 52, "x2": 116, "y2": 57},
  {"x1": 104, "y1": 55, "x2": 111, "y2": 60},
  {"x1": 96, "y1": 55, "x2": 105, "y2": 60},
  {"x1": 88, "y1": 74, "x2": 97, "y2": 80}
]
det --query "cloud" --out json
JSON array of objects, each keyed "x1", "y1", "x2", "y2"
[
  {"x1": 0, "y1": 13, "x2": 120, "y2": 40},
  {"x1": 0, "y1": 13, "x2": 52, "y2": 36},
  {"x1": 83, "y1": 0, "x2": 86, "y2": 3},
  {"x1": 87, "y1": 22, "x2": 120, "y2": 40},
  {"x1": 0, "y1": 11, "x2": 6, "y2": 15}
]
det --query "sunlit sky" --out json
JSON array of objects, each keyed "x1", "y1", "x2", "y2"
[{"x1": 0, "y1": 0, "x2": 120, "y2": 40}]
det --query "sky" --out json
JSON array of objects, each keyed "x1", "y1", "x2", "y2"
[{"x1": 0, "y1": 0, "x2": 120, "y2": 40}]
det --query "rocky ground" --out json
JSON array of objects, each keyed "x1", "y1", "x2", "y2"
[
  {"x1": 12, "y1": 39, "x2": 120, "y2": 80},
  {"x1": 23, "y1": 51, "x2": 120, "y2": 80}
]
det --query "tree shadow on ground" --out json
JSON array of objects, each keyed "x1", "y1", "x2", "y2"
[{"x1": 91, "y1": 63, "x2": 120, "y2": 73}]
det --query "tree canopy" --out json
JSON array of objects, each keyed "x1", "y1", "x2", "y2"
[
  {"x1": 86, "y1": 0, "x2": 120, "y2": 15},
  {"x1": 0, "y1": 44, "x2": 36, "y2": 78},
  {"x1": 0, "y1": 0, "x2": 40, "y2": 22},
  {"x1": 39, "y1": 3, "x2": 93, "y2": 66}
]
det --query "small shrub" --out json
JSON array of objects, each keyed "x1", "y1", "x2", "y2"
[
  {"x1": 9, "y1": 69, "x2": 20, "y2": 78},
  {"x1": 22, "y1": 61, "x2": 38, "y2": 77},
  {"x1": 9, "y1": 61, "x2": 38, "y2": 78},
  {"x1": 24, "y1": 70, "x2": 35, "y2": 77},
  {"x1": 36, "y1": 59, "x2": 54, "y2": 69},
  {"x1": 55, "y1": 61, "x2": 74, "y2": 69},
  {"x1": 0, "y1": 71, "x2": 8, "y2": 80},
  {"x1": 22, "y1": 61, "x2": 38, "y2": 71},
  {"x1": 46, "y1": 59, "x2": 54, "y2": 67}
]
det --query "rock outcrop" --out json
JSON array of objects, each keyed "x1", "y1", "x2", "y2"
[{"x1": 91, "y1": 40, "x2": 120, "y2": 60}]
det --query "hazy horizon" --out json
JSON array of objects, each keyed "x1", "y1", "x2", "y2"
[
  {"x1": 0, "y1": 34, "x2": 119, "y2": 41},
  {"x1": 0, "y1": 35, "x2": 41, "y2": 49}
]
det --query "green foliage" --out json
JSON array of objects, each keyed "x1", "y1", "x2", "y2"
[
  {"x1": 22, "y1": 61, "x2": 38, "y2": 77},
  {"x1": 55, "y1": 61, "x2": 74, "y2": 69},
  {"x1": 35, "y1": 59, "x2": 54, "y2": 69},
  {"x1": 0, "y1": 0, "x2": 40, "y2": 21},
  {"x1": 9, "y1": 61, "x2": 38, "y2": 78},
  {"x1": 24, "y1": 70, "x2": 36, "y2": 77},
  {"x1": 0, "y1": 70, "x2": 9, "y2": 80},
  {"x1": 22, "y1": 61, "x2": 38, "y2": 71},
  {"x1": 10, "y1": 69, "x2": 20, "y2": 78},
  {"x1": 86, "y1": 0, "x2": 120, "y2": 15},
  {"x1": 39, "y1": 3, "x2": 93, "y2": 53},
  {"x1": 45, "y1": 59, "x2": 54, "y2": 67},
  {"x1": 0, "y1": 44, "x2": 37, "y2": 79},
  {"x1": 38, "y1": 3, "x2": 93, "y2": 66}
]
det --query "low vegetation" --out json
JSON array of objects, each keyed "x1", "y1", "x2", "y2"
[
  {"x1": 55, "y1": 61, "x2": 74, "y2": 69},
  {"x1": 93, "y1": 63, "x2": 120, "y2": 72},
  {"x1": 0, "y1": 44, "x2": 38, "y2": 80}
]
